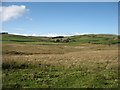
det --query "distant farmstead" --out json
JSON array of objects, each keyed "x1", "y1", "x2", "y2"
[{"x1": 55, "y1": 39, "x2": 76, "y2": 43}]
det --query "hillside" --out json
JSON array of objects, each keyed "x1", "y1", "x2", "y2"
[
  {"x1": 2, "y1": 34, "x2": 119, "y2": 88},
  {"x1": 1, "y1": 34, "x2": 119, "y2": 45}
]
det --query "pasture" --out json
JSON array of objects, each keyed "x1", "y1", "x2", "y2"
[{"x1": 2, "y1": 34, "x2": 119, "y2": 88}]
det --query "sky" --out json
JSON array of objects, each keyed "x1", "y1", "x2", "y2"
[{"x1": 0, "y1": 2, "x2": 118, "y2": 36}]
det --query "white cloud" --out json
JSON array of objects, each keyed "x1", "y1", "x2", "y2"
[
  {"x1": 43, "y1": 33, "x2": 97, "y2": 37},
  {"x1": 31, "y1": 33, "x2": 93, "y2": 37},
  {"x1": 26, "y1": 17, "x2": 33, "y2": 21},
  {"x1": 74, "y1": 32, "x2": 92, "y2": 35},
  {"x1": 0, "y1": 5, "x2": 28, "y2": 22},
  {"x1": 73, "y1": 32, "x2": 97, "y2": 35},
  {"x1": 12, "y1": 33, "x2": 28, "y2": 36},
  {"x1": 9, "y1": 32, "x2": 98, "y2": 37},
  {"x1": 39, "y1": 33, "x2": 73, "y2": 37},
  {"x1": 32, "y1": 33, "x2": 40, "y2": 36}
]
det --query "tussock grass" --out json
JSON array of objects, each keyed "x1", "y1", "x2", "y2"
[{"x1": 2, "y1": 44, "x2": 119, "y2": 88}]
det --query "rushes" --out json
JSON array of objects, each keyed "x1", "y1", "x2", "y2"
[
  {"x1": 3, "y1": 49, "x2": 118, "y2": 70},
  {"x1": 2, "y1": 44, "x2": 118, "y2": 88}
]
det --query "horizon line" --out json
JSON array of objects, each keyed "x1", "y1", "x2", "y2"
[{"x1": 0, "y1": 32, "x2": 118, "y2": 37}]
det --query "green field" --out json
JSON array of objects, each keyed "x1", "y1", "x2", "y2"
[
  {"x1": 2, "y1": 34, "x2": 119, "y2": 88},
  {"x1": 2, "y1": 34, "x2": 119, "y2": 45}
]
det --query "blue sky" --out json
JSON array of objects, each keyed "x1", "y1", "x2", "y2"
[{"x1": 1, "y1": 2, "x2": 118, "y2": 36}]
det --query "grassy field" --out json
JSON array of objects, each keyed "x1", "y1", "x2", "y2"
[{"x1": 2, "y1": 34, "x2": 119, "y2": 88}]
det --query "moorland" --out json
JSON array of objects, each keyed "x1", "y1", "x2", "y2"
[{"x1": 1, "y1": 34, "x2": 119, "y2": 88}]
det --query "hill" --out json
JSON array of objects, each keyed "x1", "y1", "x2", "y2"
[
  {"x1": 1, "y1": 34, "x2": 119, "y2": 45},
  {"x1": 2, "y1": 33, "x2": 119, "y2": 88}
]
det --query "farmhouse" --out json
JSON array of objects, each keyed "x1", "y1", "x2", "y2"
[{"x1": 55, "y1": 39, "x2": 75, "y2": 43}]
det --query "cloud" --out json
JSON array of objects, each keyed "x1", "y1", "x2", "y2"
[
  {"x1": 9, "y1": 32, "x2": 98, "y2": 37},
  {"x1": 74, "y1": 32, "x2": 92, "y2": 35},
  {"x1": 32, "y1": 33, "x2": 93, "y2": 37},
  {"x1": 26, "y1": 17, "x2": 33, "y2": 21},
  {"x1": 43, "y1": 33, "x2": 97, "y2": 37},
  {"x1": 32, "y1": 33, "x2": 40, "y2": 36},
  {"x1": 12, "y1": 33, "x2": 28, "y2": 36},
  {"x1": 0, "y1": 5, "x2": 28, "y2": 22},
  {"x1": 38, "y1": 33, "x2": 73, "y2": 37}
]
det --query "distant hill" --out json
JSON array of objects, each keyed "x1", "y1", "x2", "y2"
[{"x1": 1, "y1": 34, "x2": 119, "y2": 45}]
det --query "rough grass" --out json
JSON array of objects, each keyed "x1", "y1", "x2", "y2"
[{"x1": 2, "y1": 43, "x2": 119, "y2": 88}]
